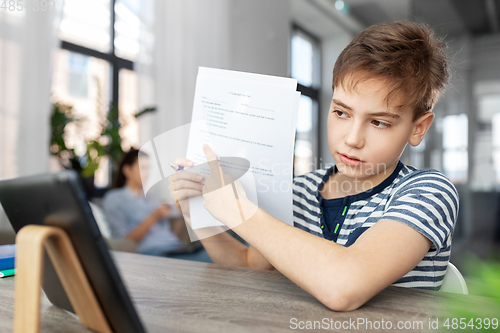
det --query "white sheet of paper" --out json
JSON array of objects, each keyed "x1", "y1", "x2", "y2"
[{"x1": 187, "y1": 67, "x2": 299, "y2": 229}]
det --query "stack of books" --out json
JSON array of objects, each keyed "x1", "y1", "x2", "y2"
[{"x1": 0, "y1": 244, "x2": 15, "y2": 278}]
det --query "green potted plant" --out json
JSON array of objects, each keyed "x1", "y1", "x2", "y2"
[{"x1": 50, "y1": 100, "x2": 156, "y2": 196}]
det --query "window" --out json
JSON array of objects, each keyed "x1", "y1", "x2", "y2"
[
  {"x1": 59, "y1": 0, "x2": 112, "y2": 53},
  {"x1": 52, "y1": 50, "x2": 111, "y2": 154},
  {"x1": 493, "y1": 111, "x2": 500, "y2": 184},
  {"x1": 51, "y1": 0, "x2": 139, "y2": 187},
  {"x1": 119, "y1": 68, "x2": 139, "y2": 150},
  {"x1": 114, "y1": 0, "x2": 141, "y2": 61},
  {"x1": 470, "y1": 80, "x2": 500, "y2": 190},
  {"x1": 484, "y1": 95, "x2": 500, "y2": 187},
  {"x1": 291, "y1": 25, "x2": 320, "y2": 176},
  {"x1": 442, "y1": 114, "x2": 468, "y2": 183}
]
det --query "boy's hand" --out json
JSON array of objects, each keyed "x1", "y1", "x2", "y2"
[
  {"x1": 167, "y1": 158, "x2": 204, "y2": 226},
  {"x1": 202, "y1": 145, "x2": 257, "y2": 228}
]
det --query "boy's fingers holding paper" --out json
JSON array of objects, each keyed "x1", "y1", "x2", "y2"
[
  {"x1": 171, "y1": 171, "x2": 203, "y2": 183},
  {"x1": 202, "y1": 144, "x2": 226, "y2": 192},
  {"x1": 174, "y1": 158, "x2": 194, "y2": 168},
  {"x1": 203, "y1": 144, "x2": 218, "y2": 166}
]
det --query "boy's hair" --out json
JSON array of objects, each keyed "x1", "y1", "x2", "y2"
[{"x1": 333, "y1": 21, "x2": 449, "y2": 121}]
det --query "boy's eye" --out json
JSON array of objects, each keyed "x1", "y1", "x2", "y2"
[
  {"x1": 372, "y1": 120, "x2": 390, "y2": 128},
  {"x1": 332, "y1": 109, "x2": 390, "y2": 128},
  {"x1": 334, "y1": 110, "x2": 348, "y2": 118}
]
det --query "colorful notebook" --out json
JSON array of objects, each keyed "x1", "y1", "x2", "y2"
[{"x1": 0, "y1": 244, "x2": 16, "y2": 271}]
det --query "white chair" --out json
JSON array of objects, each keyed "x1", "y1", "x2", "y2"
[
  {"x1": 88, "y1": 201, "x2": 137, "y2": 253},
  {"x1": 88, "y1": 201, "x2": 112, "y2": 238},
  {"x1": 440, "y1": 262, "x2": 468, "y2": 294}
]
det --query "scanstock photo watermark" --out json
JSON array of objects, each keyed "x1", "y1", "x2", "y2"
[
  {"x1": 289, "y1": 317, "x2": 499, "y2": 330},
  {"x1": 290, "y1": 317, "x2": 425, "y2": 331}
]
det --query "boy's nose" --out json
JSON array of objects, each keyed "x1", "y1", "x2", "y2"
[{"x1": 344, "y1": 122, "x2": 365, "y2": 149}]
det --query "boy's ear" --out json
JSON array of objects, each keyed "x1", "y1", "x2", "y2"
[{"x1": 409, "y1": 111, "x2": 434, "y2": 147}]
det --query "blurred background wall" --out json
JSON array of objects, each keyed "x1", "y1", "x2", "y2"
[{"x1": 0, "y1": 0, "x2": 500, "y2": 272}]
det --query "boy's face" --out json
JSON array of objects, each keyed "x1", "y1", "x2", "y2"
[{"x1": 328, "y1": 76, "x2": 430, "y2": 182}]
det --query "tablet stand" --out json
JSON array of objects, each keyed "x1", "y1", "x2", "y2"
[{"x1": 14, "y1": 225, "x2": 113, "y2": 333}]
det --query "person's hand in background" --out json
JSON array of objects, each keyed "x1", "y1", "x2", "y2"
[
  {"x1": 125, "y1": 203, "x2": 172, "y2": 243},
  {"x1": 153, "y1": 204, "x2": 171, "y2": 220}
]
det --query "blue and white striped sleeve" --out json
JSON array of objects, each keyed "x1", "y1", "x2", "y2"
[{"x1": 381, "y1": 169, "x2": 459, "y2": 254}]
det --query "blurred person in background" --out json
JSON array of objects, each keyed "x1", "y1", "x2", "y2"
[{"x1": 103, "y1": 148, "x2": 190, "y2": 256}]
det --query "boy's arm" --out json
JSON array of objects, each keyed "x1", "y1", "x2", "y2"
[
  {"x1": 198, "y1": 230, "x2": 274, "y2": 270},
  {"x1": 231, "y1": 207, "x2": 431, "y2": 311},
  {"x1": 201, "y1": 145, "x2": 437, "y2": 311},
  {"x1": 168, "y1": 160, "x2": 273, "y2": 270}
]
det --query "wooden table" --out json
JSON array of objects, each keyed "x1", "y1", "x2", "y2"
[{"x1": 0, "y1": 251, "x2": 497, "y2": 332}]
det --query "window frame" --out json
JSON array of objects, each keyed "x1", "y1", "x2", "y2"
[
  {"x1": 60, "y1": 0, "x2": 135, "y2": 109},
  {"x1": 291, "y1": 23, "x2": 321, "y2": 174}
]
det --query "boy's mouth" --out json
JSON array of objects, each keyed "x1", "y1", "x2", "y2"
[
  {"x1": 338, "y1": 153, "x2": 364, "y2": 166},
  {"x1": 340, "y1": 153, "x2": 362, "y2": 161}
]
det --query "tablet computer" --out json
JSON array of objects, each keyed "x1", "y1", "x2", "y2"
[{"x1": 0, "y1": 170, "x2": 146, "y2": 333}]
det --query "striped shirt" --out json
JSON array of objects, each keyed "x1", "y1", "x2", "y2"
[{"x1": 293, "y1": 160, "x2": 459, "y2": 290}]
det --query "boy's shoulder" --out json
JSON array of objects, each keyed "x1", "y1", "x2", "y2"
[
  {"x1": 293, "y1": 166, "x2": 334, "y2": 194},
  {"x1": 292, "y1": 162, "x2": 457, "y2": 199},
  {"x1": 392, "y1": 164, "x2": 458, "y2": 195}
]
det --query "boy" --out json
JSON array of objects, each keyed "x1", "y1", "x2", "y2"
[{"x1": 169, "y1": 21, "x2": 458, "y2": 311}]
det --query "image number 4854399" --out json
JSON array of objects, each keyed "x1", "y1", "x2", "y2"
[{"x1": 0, "y1": 0, "x2": 56, "y2": 12}]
